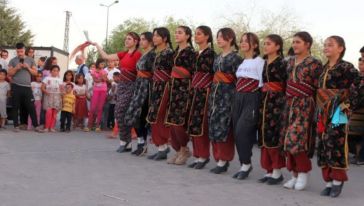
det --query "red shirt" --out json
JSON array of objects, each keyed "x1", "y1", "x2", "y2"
[{"x1": 117, "y1": 51, "x2": 142, "y2": 72}]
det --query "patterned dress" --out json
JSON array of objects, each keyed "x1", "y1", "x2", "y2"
[
  {"x1": 188, "y1": 48, "x2": 215, "y2": 136},
  {"x1": 124, "y1": 50, "x2": 156, "y2": 127},
  {"x1": 258, "y1": 57, "x2": 287, "y2": 148},
  {"x1": 208, "y1": 52, "x2": 243, "y2": 142},
  {"x1": 283, "y1": 56, "x2": 323, "y2": 155},
  {"x1": 317, "y1": 60, "x2": 359, "y2": 169},
  {"x1": 146, "y1": 48, "x2": 175, "y2": 123},
  {"x1": 165, "y1": 46, "x2": 195, "y2": 126}
]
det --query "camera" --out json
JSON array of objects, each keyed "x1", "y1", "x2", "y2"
[{"x1": 19, "y1": 58, "x2": 24, "y2": 64}]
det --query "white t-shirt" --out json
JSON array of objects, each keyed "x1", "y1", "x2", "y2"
[
  {"x1": 42, "y1": 76, "x2": 63, "y2": 94},
  {"x1": 104, "y1": 67, "x2": 120, "y2": 81},
  {"x1": 0, "y1": 81, "x2": 10, "y2": 101},
  {"x1": 236, "y1": 56, "x2": 265, "y2": 87},
  {"x1": 31, "y1": 82, "x2": 42, "y2": 101},
  {"x1": 0, "y1": 59, "x2": 8, "y2": 70},
  {"x1": 74, "y1": 84, "x2": 87, "y2": 96}
]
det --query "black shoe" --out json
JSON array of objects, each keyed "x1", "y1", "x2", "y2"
[
  {"x1": 320, "y1": 187, "x2": 332, "y2": 196},
  {"x1": 147, "y1": 152, "x2": 158, "y2": 160},
  {"x1": 258, "y1": 176, "x2": 270, "y2": 183},
  {"x1": 236, "y1": 167, "x2": 253, "y2": 180},
  {"x1": 131, "y1": 143, "x2": 145, "y2": 156},
  {"x1": 210, "y1": 162, "x2": 229, "y2": 174},
  {"x1": 330, "y1": 183, "x2": 344, "y2": 198},
  {"x1": 153, "y1": 148, "x2": 170, "y2": 160},
  {"x1": 116, "y1": 143, "x2": 132, "y2": 153},
  {"x1": 267, "y1": 175, "x2": 284, "y2": 185},
  {"x1": 60, "y1": 128, "x2": 66, "y2": 132},
  {"x1": 195, "y1": 159, "x2": 210, "y2": 170},
  {"x1": 66, "y1": 128, "x2": 71, "y2": 133},
  {"x1": 188, "y1": 162, "x2": 198, "y2": 168}
]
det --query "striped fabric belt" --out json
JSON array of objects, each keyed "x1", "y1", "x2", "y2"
[
  {"x1": 152, "y1": 69, "x2": 171, "y2": 82},
  {"x1": 137, "y1": 70, "x2": 153, "y2": 79},
  {"x1": 262, "y1": 82, "x2": 285, "y2": 92},
  {"x1": 120, "y1": 70, "x2": 137, "y2": 82},
  {"x1": 171, "y1": 66, "x2": 191, "y2": 79},
  {"x1": 213, "y1": 71, "x2": 235, "y2": 84},
  {"x1": 236, "y1": 77, "x2": 259, "y2": 93},
  {"x1": 191, "y1": 72, "x2": 213, "y2": 89},
  {"x1": 286, "y1": 80, "x2": 314, "y2": 97}
]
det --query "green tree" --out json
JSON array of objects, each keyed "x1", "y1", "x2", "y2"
[{"x1": 0, "y1": 1, "x2": 33, "y2": 46}]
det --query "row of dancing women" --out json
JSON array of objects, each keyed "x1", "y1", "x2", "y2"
[{"x1": 89, "y1": 25, "x2": 364, "y2": 198}]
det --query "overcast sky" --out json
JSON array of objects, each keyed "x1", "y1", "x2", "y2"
[{"x1": 7, "y1": 0, "x2": 364, "y2": 65}]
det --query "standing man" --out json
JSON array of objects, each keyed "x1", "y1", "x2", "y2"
[
  {"x1": 7, "y1": 43, "x2": 43, "y2": 132},
  {"x1": 75, "y1": 54, "x2": 89, "y2": 76},
  {"x1": 0, "y1": 49, "x2": 9, "y2": 70}
]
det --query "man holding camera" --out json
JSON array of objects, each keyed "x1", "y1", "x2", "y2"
[{"x1": 7, "y1": 43, "x2": 43, "y2": 132}]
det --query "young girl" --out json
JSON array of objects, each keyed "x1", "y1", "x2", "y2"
[
  {"x1": 0, "y1": 69, "x2": 10, "y2": 129},
  {"x1": 85, "y1": 58, "x2": 107, "y2": 132},
  {"x1": 258, "y1": 34, "x2": 287, "y2": 184},
  {"x1": 188, "y1": 26, "x2": 215, "y2": 169},
  {"x1": 63, "y1": 70, "x2": 75, "y2": 88},
  {"x1": 42, "y1": 65, "x2": 63, "y2": 132},
  {"x1": 208, "y1": 28, "x2": 243, "y2": 174},
  {"x1": 73, "y1": 73, "x2": 88, "y2": 129},
  {"x1": 28, "y1": 71, "x2": 43, "y2": 130},
  {"x1": 283, "y1": 31, "x2": 323, "y2": 191},
  {"x1": 316, "y1": 36, "x2": 359, "y2": 197}
]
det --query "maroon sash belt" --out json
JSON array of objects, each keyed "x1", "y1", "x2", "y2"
[
  {"x1": 171, "y1": 66, "x2": 191, "y2": 79},
  {"x1": 236, "y1": 77, "x2": 259, "y2": 93},
  {"x1": 120, "y1": 70, "x2": 137, "y2": 82},
  {"x1": 191, "y1": 72, "x2": 213, "y2": 89},
  {"x1": 153, "y1": 69, "x2": 170, "y2": 82},
  {"x1": 262, "y1": 82, "x2": 285, "y2": 92},
  {"x1": 286, "y1": 80, "x2": 314, "y2": 97}
]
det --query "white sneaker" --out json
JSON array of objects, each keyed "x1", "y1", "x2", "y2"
[
  {"x1": 283, "y1": 177, "x2": 297, "y2": 189},
  {"x1": 294, "y1": 173, "x2": 308, "y2": 191}
]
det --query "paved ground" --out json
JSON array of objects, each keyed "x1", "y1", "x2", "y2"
[{"x1": 0, "y1": 129, "x2": 363, "y2": 206}]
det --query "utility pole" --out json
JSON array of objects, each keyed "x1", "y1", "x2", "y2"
[{"x1": 63, "y1": 11, "x2": 71, "y2": 52}]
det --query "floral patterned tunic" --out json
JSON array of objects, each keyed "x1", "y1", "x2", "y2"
[
  {"x1": 258, "y1": 57, "x2": 287, "y2": 148},
  {"x1": 146, "y1": 48, "x2": 175, "y2": 124},
  {"x1": 124, "y1": 50, "x2": 156, "y2": 126},
  {"x1": 187, "y1": 47, "x2": 215, "y2": 137},
  {"x1": 208, "y1": 52, "x2": 243, "y2": 142},
  {"x1": 317, "y1": 60, "x2": 359, "y2": 169},
  {"x1": 283, "y1": 56, "x2": 323, "y2": 155},
  {"x1": 165, "y1": 46, "x2": 195, "y2": 126}
]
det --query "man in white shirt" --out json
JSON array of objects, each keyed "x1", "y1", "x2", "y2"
[
  {"x1": 0, "y1": 49, "x2": 9, "y2": 70},
  {"x1": 104, "y1": 60, "x2": 120, "y2": 82}
]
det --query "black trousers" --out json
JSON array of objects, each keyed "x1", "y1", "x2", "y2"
[
  {"x1": 60, "y1": 111, "x2": 72, "y2": 130},
  {"x1": 232, "y1": 91, "x2": 261, "y2": 165},
  {"x1": 135, "y1": 99, "x2": 149, "y2": 141},
  {"x1": 107, "y1": 103, "x2": 115, "y2": 128},
  {"x1": 11, "y1": 84, "x2": 38, "y2": 128}
]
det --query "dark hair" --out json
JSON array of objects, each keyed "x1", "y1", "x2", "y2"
[
  {"x1": 63, "y1": 70, "x2": 75, "y2": 82},
  {"x1": 50, "y1": 65, "x2": 60, "y2": 72},
  {"x1": 65, "y1": 83, "x2": 74, "y2": 88},
  {"x1": 88, "y1": 63, "x2": 96, "y2": 68},
  {"x1": 113, "y1": 71, "x2": 121, "y2": 76},
  {"x1": 287, "y1": 47, "x2": 295, "y2": 57},
  {"x1": 36, "y1": 70, "x2": 43, "y2": 76},
  {"x1": 196, "y1": 25, "x2": 214, "y2": 50},
  {"x1": 153, "y1": 27, "x2": 173, "y2": 50},
  {"x1": 0, "y1": 69, "x2": 7, "y2": 76},
  {"x1": 75, "y1": 73, "x2": 86, "y2": 85},
  {"x1": 141, "y1": 32, "x2": 153, "y2": 43},
  {"x1": 360, "y1": 46, "x2": 364, "y2": 53},
  {"x1": 95, "y1": 58, "x2": 105, "y2": 69},
  {"x1": 293, "y1": 31, "x2": 313, "y2": 51},
  {"x1": 242, "y1": 32, "x2": 260, "y2": 58},
  {"x1": 1, "y1": 49, "x2": 8, "y2": 54},
  {"x1": 39, "y1": 56, "x2": 46, "y2": 62},
  {"x1": 176, "y1": 26, "x2": 194, "y2": 50},
  {"x1": 26, "y1": 47, "x2": 35, "y2": 56},
  {"x1": 15, "y1": 43, "x2": 25, "y2": 49},
  {"x1": 327, "y1": 35, "x2": 346, "y2": 60},
  {"x1": 265, "y1": 34, "x2": 284, "y2": 57},
  {"x1": 217, "y1": 27, "x2": 239, "y2": 51},
  {"x1": 43, "y1": 57, "x2": 57, "y2": 71},
  {"x1": 126, "y1": 32, "x2": 140, "y2": 56}
]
